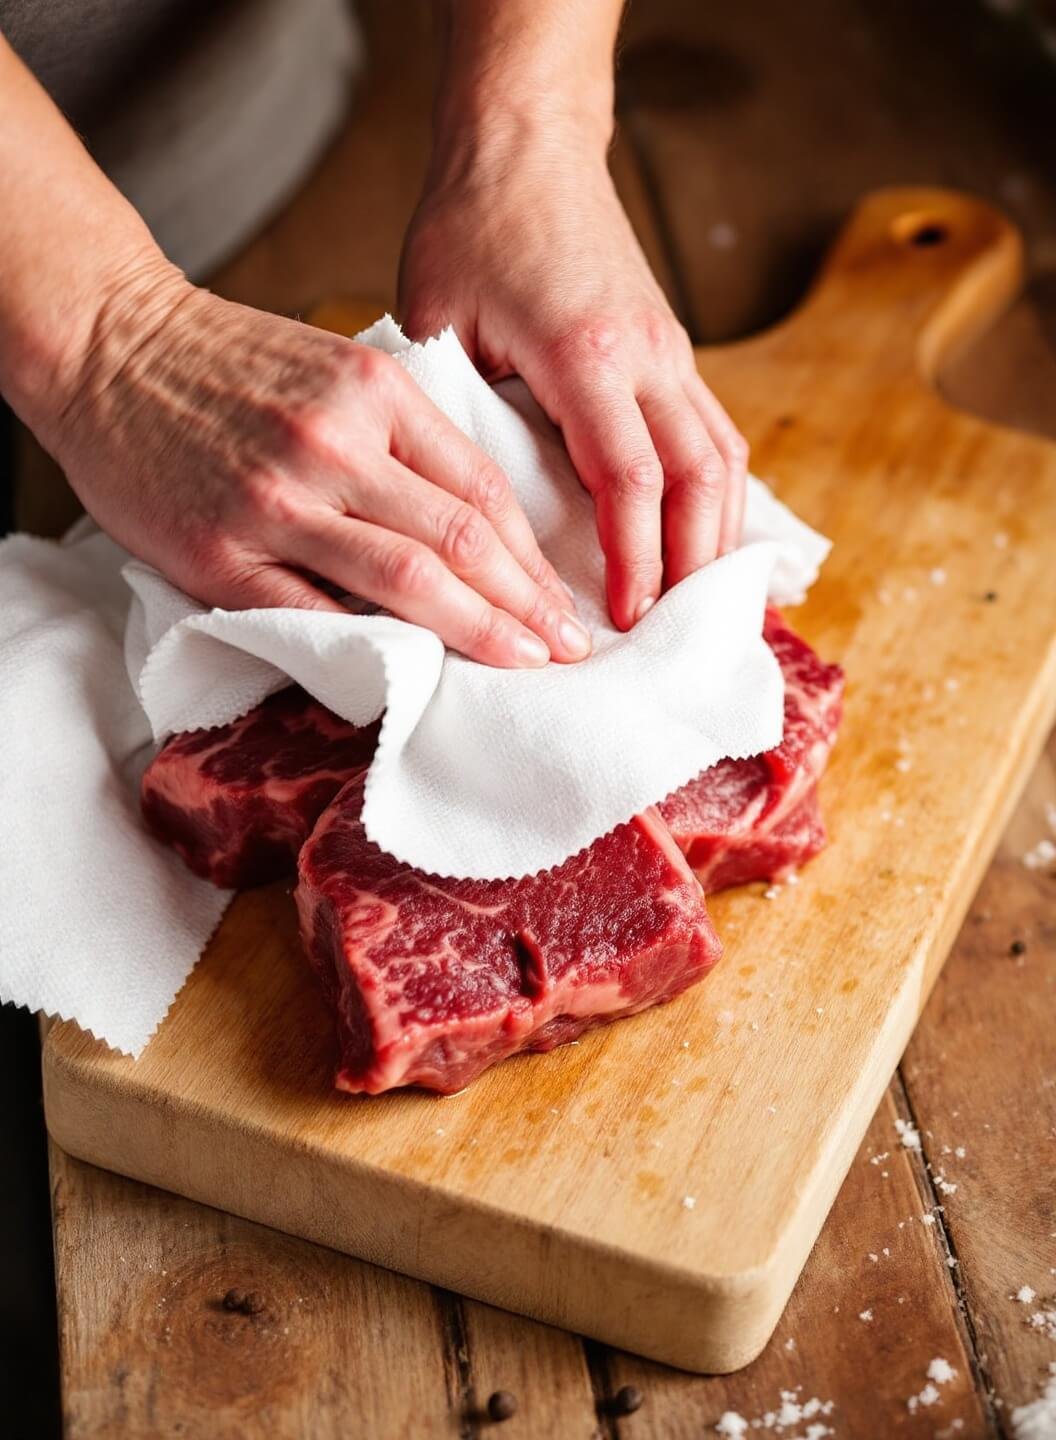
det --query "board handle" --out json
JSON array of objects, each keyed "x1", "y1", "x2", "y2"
[{"x1": 781, "y1": 187, "x2": 1024, "y2": 385}]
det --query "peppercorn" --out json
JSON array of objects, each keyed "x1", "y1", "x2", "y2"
[
  {"x1": 222, "y1": 1288, "x2": 246, "y2": 1312},
  {"x1": 613, "y1": 1385, "x2": 644, "y2": 1415},
  {"x1": 1010, "y1": 938, "x2": 1027, "y2": 956},
  {"x1": 487, "y1": 1390, "x2": 517, "y2": 1422}
]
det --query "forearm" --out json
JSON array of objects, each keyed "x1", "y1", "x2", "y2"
[
  {"x1": 428, "y1": 0, "x2": 623, "y2": 177},
  {"x1": 0, "y1": 34, "x2": 182, "y2": 443}
]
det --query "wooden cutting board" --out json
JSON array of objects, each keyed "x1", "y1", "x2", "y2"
[{"x1": 43, "y1": 188, "x2": 1056, "y2": 1374}]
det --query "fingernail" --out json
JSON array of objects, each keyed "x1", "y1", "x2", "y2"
[
  {"x1": 557, "y1": 613, "x2": 592, "y2": 660},
  {"x1": 513, "y1": 630, "x2": 551, "y2": 667},
  {"x1": 634, "y1": 595, "x2": 656, "y2": 624}
]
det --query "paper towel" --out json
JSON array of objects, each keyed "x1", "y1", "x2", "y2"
[{"x1": 0, "y1": 317, "x2": 829, "y2": 1052}]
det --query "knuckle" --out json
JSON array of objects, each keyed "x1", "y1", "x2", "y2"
[
  {"x1": 728, "y1": 430, "x2": 750, "y2": 467},
  {"x1": 639, "y1": 309, "x2": 670, "y2": 351},
  {"x1": 345, "y1": 343, "x2": 395, "y2": 390},
  {"x1": 241, "y1": 466, "x2": 303, "y2": 528},
  {"x1": 468, "y1": 462, "x2": 512, "y2": 521},
  {"x1": 465, "y1": 606, "x2": 505, "y2": 656},
  {"x1": 440, "y1": 503, "x2": 491, "y2": 569},
  {"x1": 380, "y1": 541, "x2": 435, "y2": 600},
  {"x1": 555, "y1": 318, "x2": 622, "y2": 367},
  {"x1": 615, "y1": 457, "x2": 663, "y2": 500}
]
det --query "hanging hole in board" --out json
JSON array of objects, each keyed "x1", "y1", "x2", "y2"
[{"x1": 891, "y1": 212, "x2": 950, "y2": 249}]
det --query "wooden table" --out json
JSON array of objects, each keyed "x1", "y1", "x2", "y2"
[{"x1": 46, "y1": 3, "x2": 1056, "y2": 1435}]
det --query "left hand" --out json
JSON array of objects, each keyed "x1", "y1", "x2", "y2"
[{"x1": 399, "y1": 130, "x2": 749, "y2": 631}]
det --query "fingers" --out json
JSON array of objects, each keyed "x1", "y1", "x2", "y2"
[
  {"x1": 558, "y1": 384, "x2": 664, "y2": 631},
  {"x1": 286, "y1": 512, "x2": 561, "y2": 669},
  {"x1": 338, "y1": 457, "x2": 591, "y2": 663},
  {"x1": 683, "y1": 372, "x2": 749, "y2": 555},
  {"x1": 638, "y1": 387, "x2": 725, "y2": 591},
  {"x1": 390, "y1": 390, "x2": 575, "y2": 615},
  {"x1": 199, "y1": 560, "x2": 351, "y2": 615}
]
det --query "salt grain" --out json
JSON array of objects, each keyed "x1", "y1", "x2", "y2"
[
  {"x1": 895, "y1": 1117, "x2": 922, "y2": 1150},
  {"x1": 859, "y1": 1309, "x2": 873, "y2": 1322},
  {"x1": 1015, "y1": 1286, "x2": 1037, "y2": 1305},
  {"x1": 1023, "y1": 838, "x2": 1056, "y2": 870},
  {"x1": 930, "y1": 567, "x2": 948, "y2": 586},
  {"x1": 1011, "y1": 1364, "x2": 1056, "y2": 1440},
  {"x1": 682, "y1": 1195, "x2": 697, "y2": 1210},
  {"x1": 928, "y1": 1358, "x2": 957, "y2": 1385}
]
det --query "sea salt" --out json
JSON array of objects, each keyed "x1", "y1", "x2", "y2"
[{"x1": 895, "y1": 1117, "x2": 922, "y2": 1150}]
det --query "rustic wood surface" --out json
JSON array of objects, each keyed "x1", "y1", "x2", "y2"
[
  {"x1": 43, "y1": 179, "x2": 1056, "y2": 1375},
  {"x1": 46, "y1": 0, "x2": 1056, "y2": 1434}
]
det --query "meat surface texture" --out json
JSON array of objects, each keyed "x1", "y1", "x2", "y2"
[
  {"x1": 295, "y1": 776, "x2": 721, "y2": 1094},
  {"x1": 142, "y1": 610, "x2": 843, "y2": 1095},
  {"x1": 141, "y1": 687, "x2": 378, "y2": 888},
  {"x1": 659, "y1": 608, "x2": 844, "y2": 889}
]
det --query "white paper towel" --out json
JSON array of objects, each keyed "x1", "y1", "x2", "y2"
[{"x1": 0, "y1": 317, "x2": 830, "y2": 1052}]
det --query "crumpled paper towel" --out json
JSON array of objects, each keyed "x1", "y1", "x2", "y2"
[{"x1": 0, "y1": 317, "x2": 829, "y2": 1053}]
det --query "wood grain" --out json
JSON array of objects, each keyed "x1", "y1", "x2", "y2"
[
  {"x1": 42, "y1": 187, "x2": 1056, "y2": 1374},
  {"x1": 606, "y1": 1090, "x2": 989, "y2": 1439},
  {"x1": 899, "y1": 730, "x2": 1056, "y2": 1428},
  {"x1": 49, "y1": 1143, "x2": 456, "y2": 1440}
]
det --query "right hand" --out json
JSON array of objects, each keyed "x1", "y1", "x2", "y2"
[{"x1": 46, "y1": 265, "x2": 591, "y2": 668}]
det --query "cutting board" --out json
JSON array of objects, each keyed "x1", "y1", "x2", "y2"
[{"x1": 43, "y1": 188, "x2": 1056, "y2": 1374}]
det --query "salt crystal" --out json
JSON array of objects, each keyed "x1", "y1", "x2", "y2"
[
  {"x1": 715, "y1": 1411, "x2": 748, "y2": 1437},
  {"x1": 763, "y1": 886, "x2": 780, "y2": 900},
  {"x1": 682, "y1": 1195, "x2": 697, "y2": 1210},
  {"x1": 895, "y1": 1117, "x2": 922, "y2": 1150},
  {"x1": 785, "y1": 872, "x2": 799, "y2": 886},
  {"x1": 1015, "y1": 1286, "x2": 1037, "y2": 1304},
  {"x1": 895, "y1": 757, "x2": 912, "y2": 773},
  {"x1": 928, "y1": 1358, "x2": 957, "y2": 1385},
  {"x1": 1023, "y1": 838, "x2": 1056, "y2": 869},
  {"x1": 955, "y1": 1146, "x2": 966, "y2": 1159},
  {"x1": 944, "y1": 676, "x2": 961, "y2": 692},
  {"x1": 859, "y1": 1309, "x2": 873, "y2": 1322},
  {"x1": 1010, "y1": 1365, "x2": 1056, "y2": 1440},
  {"x1": 922, "y1": 1214, "x2": 936, "y2": 1226},
  {"x1": 869, "y1": 1252, "x2": 879, "y2": 1263},
  {"x1": 930, "y1": 567, "x2": 947, "y2": 586}
]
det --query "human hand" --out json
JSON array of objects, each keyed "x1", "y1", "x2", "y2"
[
  {"x1": 399, "y1": 132, "x2": 749, "y2": 630},
  {"x1": 45, "y1": 268, "x2": 591, "y2": 668}
]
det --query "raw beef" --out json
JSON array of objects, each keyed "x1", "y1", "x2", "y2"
[
  {"x1": 141, "y1": 610, "x2": 842, "y2": 1095},
  {"x1": 295, "y1": 775, "x2": 721, "y2": 1094},
  {"x1": 659, "y1": 608, "x2": 844, "y2": 889},
  {"x1": 141, "y1": 687, "x2": 378, "y2": 888}
]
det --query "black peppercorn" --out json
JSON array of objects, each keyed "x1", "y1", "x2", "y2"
[
  {"x1": 1010, "y1": 938, "x2": 1027, "y2": 956},
  {"x1": 222, "y1": 1288, "x2": 246, "y2": 1312},
  {"x1": 487, "y1": 1390, "x2": 517, "y2": 1422},
  {"x1": 613, "y1": 1384, "x2": 644, "y2": 1415}
]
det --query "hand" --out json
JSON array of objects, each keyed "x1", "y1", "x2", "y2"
[
  {"x1": 47, "y1": 267, "x2": 592, "y2": 668},
  {"x1": 399, "y1": 132, "x2": 749, "y2": 630}
]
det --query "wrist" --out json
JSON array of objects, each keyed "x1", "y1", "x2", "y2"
[
  {"x1": 12, "y1": 249, "x2": 192, "y2": 456},
  {"x1": 427, "y1": 96, "x2": 613, "y2": 195}
]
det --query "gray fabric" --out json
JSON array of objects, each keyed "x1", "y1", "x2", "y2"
[{"x1": 3, "y1": 0, "x2": 363, "y2": 280}]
